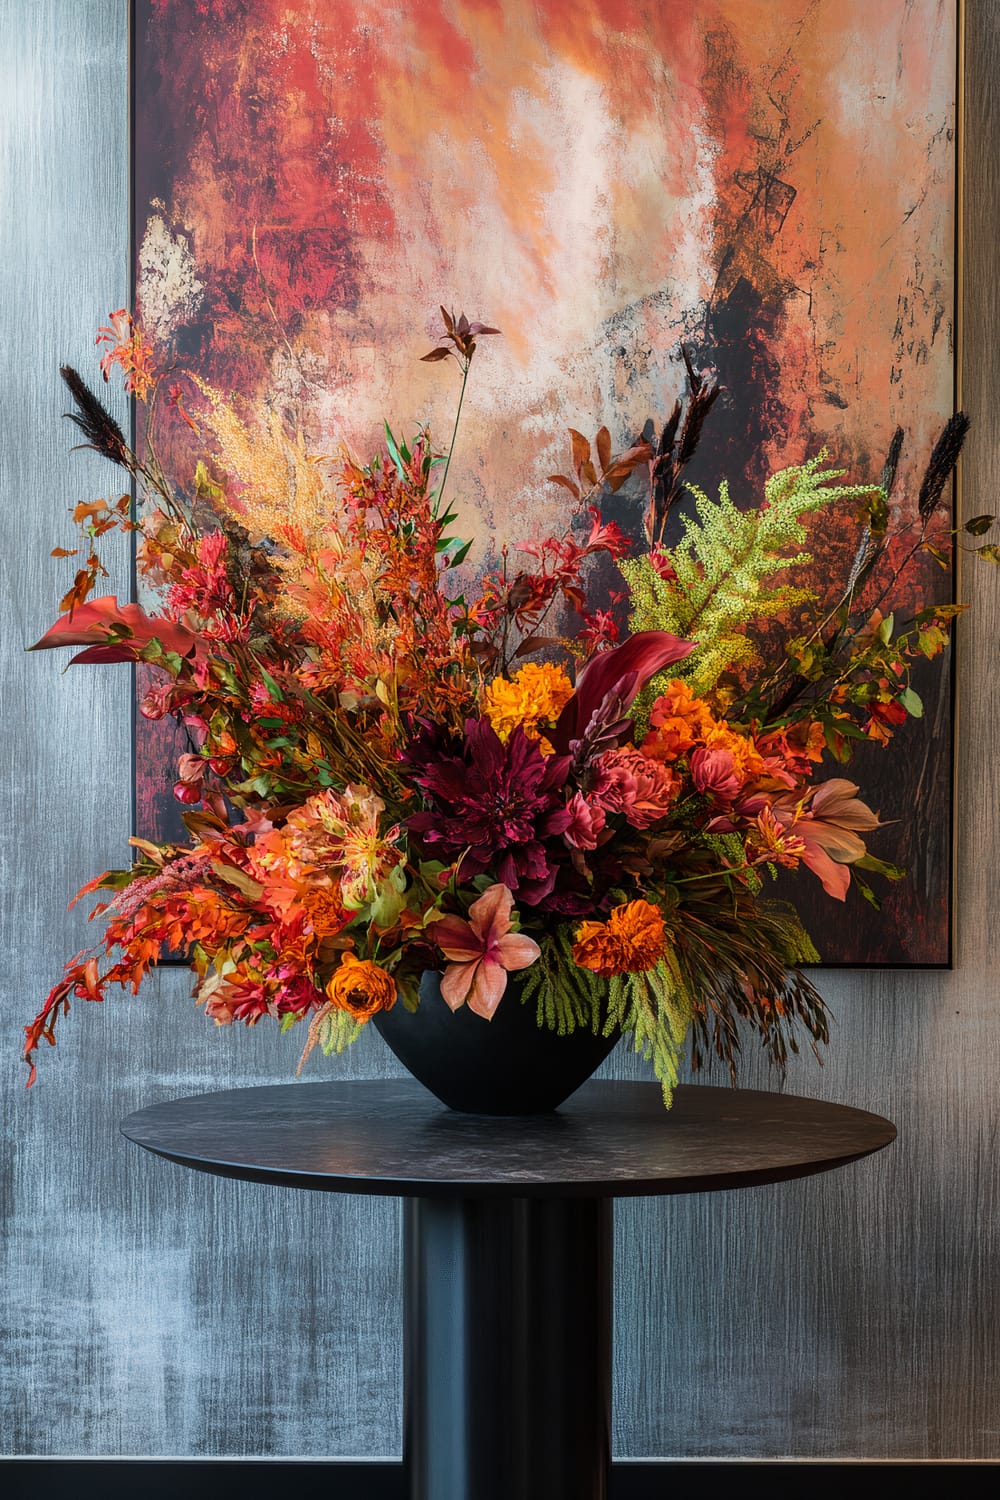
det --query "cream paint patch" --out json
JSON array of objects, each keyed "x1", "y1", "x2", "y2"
[{"x1": 136, "y1": 206, "x2": 204, "y2": 344}]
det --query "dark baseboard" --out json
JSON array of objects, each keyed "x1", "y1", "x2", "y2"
[{"x1": 2, "y1": 1458, "x2": 999, "y2": 1499}]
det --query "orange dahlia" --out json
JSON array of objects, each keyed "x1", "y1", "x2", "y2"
[{"x1": 572, "y1": 898, "x2": 666, "y2": 977}]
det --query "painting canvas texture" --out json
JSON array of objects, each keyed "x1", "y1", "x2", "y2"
[{"x1": 132, "y1": 0, "x2": 957, "y2": 965}]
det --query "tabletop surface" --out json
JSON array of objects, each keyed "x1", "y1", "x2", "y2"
[{"x1": 119, "y1": 1079, "x2": 897, "y2": 1200}]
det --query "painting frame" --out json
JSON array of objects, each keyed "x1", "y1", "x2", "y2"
[{"x1": 127, "y1": 0, "x2": 965, "y2": 970}]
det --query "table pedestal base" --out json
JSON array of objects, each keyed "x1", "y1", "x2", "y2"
[{"x1": 403, "y1": 1196, "x2": 612, "y2": 1500}]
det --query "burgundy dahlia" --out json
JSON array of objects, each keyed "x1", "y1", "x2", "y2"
[{"x1": 404, "y1": 718, "x2": 573, "y2": 904}]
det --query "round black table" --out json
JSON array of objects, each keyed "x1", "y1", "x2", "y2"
[{"x1": 120, "y1": 1079, "x2": 896, "y2": 1500}]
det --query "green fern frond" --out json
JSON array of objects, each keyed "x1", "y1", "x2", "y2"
[
  {"x1": 520, "y1": 925, "x2": 605, "y2": 1035},
  {"x1": 615, "y1": 963, "x2": 693, "y2": 1107},
  {"x1": 621, "y1": 453, "x2": 884, "y2": 697}
]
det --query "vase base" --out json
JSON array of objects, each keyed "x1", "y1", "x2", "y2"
[{"x1": 373, "y1": 972, "x2": 619, "y2": 1115}]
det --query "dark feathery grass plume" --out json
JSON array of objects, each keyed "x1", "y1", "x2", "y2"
[
  {"x1": 645, "y1": 345, "x2": 721, "y2": 544},
  {"x1": 918, "y1": 411, "x2": 970, "y2": 523},
  {"x1": 60, "y1": 365, "x2": 135, "y2": 471}
]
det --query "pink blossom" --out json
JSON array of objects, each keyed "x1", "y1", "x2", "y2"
[
  {"x1": 768, "y1": 779, "x2": 882, "y2": 900},
  {"x1": 690, "y1": 746, "x2": 741, "y2": 802},
  {"x1": 563, "y1": 793, "x2": 607, "y2": 850},
  {"x1": 430, "y1": 883, "x2": 541, "y2": 1019},
  {"x1": 594, "y1": 747, "x2": 679, "y2": 828}
]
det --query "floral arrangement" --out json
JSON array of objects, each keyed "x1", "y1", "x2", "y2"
[{"x1": 24, "y1": 306, "x2": 978, "y2": 1104}]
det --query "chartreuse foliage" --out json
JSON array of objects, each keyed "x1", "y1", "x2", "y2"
[{"x1": 620, "y1": 453, "x2": 884, "y2": 699}]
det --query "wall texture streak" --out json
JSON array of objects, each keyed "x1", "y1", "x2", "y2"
[{"x1": 2, "y1": 0, "x2": 998, "y2": 1462}]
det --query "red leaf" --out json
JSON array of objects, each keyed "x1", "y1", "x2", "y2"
[
  {"x1": 569, "y1": 429, "x2": 591, "y2": 471},
  {"x1": 547, "y1": 474, "x2": 581, "y2": 499},
  {"x1": 596, "y1": 426, "x2": 612, "y2": 472},
  {"x1": 550, "y1": 630, "x2": 695, "y2": 753},
  {"x1": 28, "y1": 595, "x2": 202, "y2": 661},
  {"x1": 50, "y1": 547, "x2": 78, "y2": 558},
  {"x1": 514, "y1": 634, "x2": 566, "y2": 657}
]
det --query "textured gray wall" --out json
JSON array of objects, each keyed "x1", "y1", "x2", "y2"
[{"x1": 2, "y1": 0, "x2": 997, "y2": 1462}]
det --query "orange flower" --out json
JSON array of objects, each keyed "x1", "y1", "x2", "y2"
[
  {"x1": 642, "y1": 679, "x2": 715, "y2": 762},
  {"x1": 483, "y1": 662, "x2": 574, "y2": 753},
  {"x1": 326, "y1": 953, "x2": 397, "y2": 1021},
  {"x1": 96, "y1": 309, "x2": 157, "y2": 401},
  {"x1": 573, "y1": 898, "x2": 666, "y2": 977}
]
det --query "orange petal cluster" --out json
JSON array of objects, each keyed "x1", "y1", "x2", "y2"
[{"x1": 572, "y1": 898, "x2": 666, "y2": 977}]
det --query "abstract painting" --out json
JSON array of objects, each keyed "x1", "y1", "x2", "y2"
[{"x1": 132, "y1": 0, "x2": 958, "y2": 964}]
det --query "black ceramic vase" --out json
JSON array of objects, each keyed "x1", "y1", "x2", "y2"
[{"x1": 372, "y1": 970, "x2": 620, "y2": 1115}]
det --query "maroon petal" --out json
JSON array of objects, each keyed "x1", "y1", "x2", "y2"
[{"x1": 551, "y1": 630, "x2": 694, "y2": 752}]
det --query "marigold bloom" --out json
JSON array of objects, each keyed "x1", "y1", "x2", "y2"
[
  {"x1": 326, "y1": 953, "x2": 397, "y2": 1021},
  {"x1": 572, "y1": 898, "x2": 666, "y2": 976},
  {"x1": 642, "y1": 679, "x2": 715, "y2": 762},
  {"x1": 483, "y1": 662, "x2": 574, "y2": 752},
  {"x1": 703, "y1": 723, "x2": 766, "y2": 783}
]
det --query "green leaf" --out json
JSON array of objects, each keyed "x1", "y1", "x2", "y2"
[
  {"x1": 976, "y1": 544, "x2": 1000, "y2": 564},
  {"x1": 878, "y1": 613, "x2": 894, "y2": 645},
  {"x1": 964, "y1": 514, "x2": 995, "y2": 535},
  {"x1": 384, "y1": 422, "x2": 408, "y2": 480},
  {"x1": 855, "y1": 853, "x2": 907, "y2": 881},
  {"x1": 898, "y1": 686, "x2": 923, "y2": 718},
  {"x1": 851, "y1": 871, "x2": 882, "y2": 910},
  {"x1": 447, "y1": 539, "x2": 473, "y2": 567},
  {"x1": 257, "y1": 665, "x2": 284, "y2": 702}
]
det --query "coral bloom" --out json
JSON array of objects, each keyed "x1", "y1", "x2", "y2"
[
  {"x1": 768, "y1": 779, "x2": 882, "y2": 900},
  {"x1": 326, "y1": 953, "x2": 397, "y2": 1021},
  {"x1": 431, "y1": 883, "x2": 541, "y2": 1019},
  {"x1": 690, "y1": 745, "x2": 742, "y2": 802},
  {"x1": 573, "y1": 898, "x2": 666, "y2": 977},
  {"x1": 594, "y1": 747, "x2": 679, "y2": 827}
]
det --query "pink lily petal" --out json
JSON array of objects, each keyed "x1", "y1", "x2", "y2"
[
  {"x1": 467, "y1": 960, "x2": 509, "y2": 1020},
  {"x1": 810, "y1": 779, "x2": 882, "y2": 831},
  {"x1": 800, "y1": 844, "x2": 851, "y2": 901},
  {"x1": 432, "y1": 913, "x2": 487, "y2": 961},
  {"x1": 496, "y1": 933, "x2": 541, "y2": 971},
  {"x1": 801, "y1": 824, "x2": 868, "y2": 864},
  {"x1": 439, "y1": 959, "x2": 479, "y2": 1010},
  {"x1": 467, "y1": 882, "x2": 514, "y2": 935}
]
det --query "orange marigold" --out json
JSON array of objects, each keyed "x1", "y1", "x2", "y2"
[
  {"x1": 326, "y1": 952, "x2": 397, "y2": 1021},
  {"x1": 483, "y1": 662, "x2": 574, "y2": 753},
  {"x1": 703, "y1": 722, "x2": 766, "y2": 783},
  {"x1": 572, "y1": 898, "x2": 666, "y2": 977},
  {"x1": 641, "y1": 679, "x2": 715, "y2": 762}
]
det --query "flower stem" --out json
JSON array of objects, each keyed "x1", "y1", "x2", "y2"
[{"x1": 434, "y1": 355, "x2": 471, "y2": 520}]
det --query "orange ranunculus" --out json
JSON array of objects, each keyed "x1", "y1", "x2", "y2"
[
  {"x1": 326, "y1": 953, "x2": 397, "y2": 1021},
  {"x1": 572, "y1": 898, "x2": 666, "y2": 977}
]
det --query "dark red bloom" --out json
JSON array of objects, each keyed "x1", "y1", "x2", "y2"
[{"x1": 405, "y1": 719, "x2": 572, "y2": 904}]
